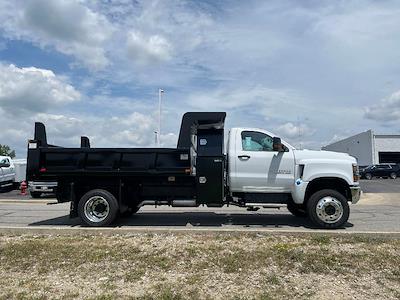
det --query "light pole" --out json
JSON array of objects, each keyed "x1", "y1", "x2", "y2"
[
  {"x1": 154, "y1": 131, "x2": 158, "y2": 147},
  {"x1": 158, "y1": 88, "x2": 164, "y2": 147}
]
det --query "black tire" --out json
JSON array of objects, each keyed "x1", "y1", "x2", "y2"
[
  {"x1": 287, "y1": 201, "x2": 307, "y2": 217},
  {"x1": 390, "y1": 172, "x2": 397, "y2": 179},
  {"x1": 78, "y1": 189, "x2": 119, "y2": 227},
  {"x1": 307, "y1": 189, "x2": 350, "y2": 229},
  {"x1": 365, "y1": 173, "x2": 372, "y2": 180},
  {"x1": 30, "y1": 191, "x2": 42, "y2": 198},
  {"x1": 121, "y1": 206, "x2": 140, "y2": 217}
]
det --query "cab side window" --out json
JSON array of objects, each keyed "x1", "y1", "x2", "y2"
[{"x1": 241, "y1": 131, "x2": 274, "y2": 151}]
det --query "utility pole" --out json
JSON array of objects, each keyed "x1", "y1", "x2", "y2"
[
  {"x1": 297, "y1": 116, "x2": 302, "y2": 150},
  {"x1": 154, "y1": 131, "x2": 158, "y2": 147},
  {"x1": 158, "y1": 88, "x2": 164, "y2": 147},
  {"x1": 297, "y1": 116, "x2": 309, "y2": 150}
]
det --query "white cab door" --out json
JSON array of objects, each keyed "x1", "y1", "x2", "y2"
[{"x1": 230, "y1": 130, "x2": 295, "y2": 193}]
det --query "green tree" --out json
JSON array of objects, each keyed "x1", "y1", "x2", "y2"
[{"x1": 0, "y1": 144, "x2": 16, "y2": 158}]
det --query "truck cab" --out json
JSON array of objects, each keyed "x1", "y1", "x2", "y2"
[
  {"x1": 227, "y1": 127, "x2": 361, "y2": 227},
  {"x1": 228, "y1": 128, "x2": 295, "y2": 194}
]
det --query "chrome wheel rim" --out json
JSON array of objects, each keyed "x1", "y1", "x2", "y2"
[
  {"x1": 316, "y1": 196, "x2": 343, "y2": 224},
  {"x1": 84, "y1": 196, "x2": 110, "y2": 223}
]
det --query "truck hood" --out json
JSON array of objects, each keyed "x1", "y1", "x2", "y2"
[{"x1": 293, "y1": 149, "x2": 357, "y2": 164}]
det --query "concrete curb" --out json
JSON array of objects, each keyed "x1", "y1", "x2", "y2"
[
  {"x1": 0, "y1": 199, "x2": 57, "y2": 204},
  {"x1": 0, "y1": 226, "x2": 400, "y2": 237}
]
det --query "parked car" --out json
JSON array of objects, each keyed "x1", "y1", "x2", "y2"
[
  {"x1": 27, "y1": 112, "x2": 361, "y2": 229},
  {"x1": 360, "y1": 164, "x2": 400, "y2": 179},
  {"x1": 359, "y1": 165, "x2": 370, "y2": 173},
  {"x1": 0, "y1": 156, "x2": 15, "y2": 191}
]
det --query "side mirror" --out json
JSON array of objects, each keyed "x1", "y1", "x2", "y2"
[{"x1": 273, "y1": 137, "x2": 285, "y2": 152}]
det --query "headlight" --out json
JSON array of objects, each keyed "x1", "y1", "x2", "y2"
[{"x1": 353, "y1": 164, "x2": 360, "y2": 182}]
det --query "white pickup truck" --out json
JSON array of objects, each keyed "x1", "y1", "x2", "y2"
[
  {"x1": 0, "y1": 156, "x2": 15, "y2": 190},
  {"x1": 27, "y1": 112, "x2": 361, "y2": 228}
]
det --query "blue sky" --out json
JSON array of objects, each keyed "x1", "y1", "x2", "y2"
[{"x1": 1, "y1": 0, "x2": 400, "y2": 157}]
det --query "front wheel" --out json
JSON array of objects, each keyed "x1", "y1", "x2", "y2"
[
  {"x1": 390, "y1": 172, "x2": 397, "y2": 179},
  {"x1": 78, "y1": 189, "x2": 119, "y2": 227},
  {"x1": 307, "y1": 189, "x2": 349, "y2": 229},
  {"x1": 365, "y1": 173, "x2": 372, "y2": 180}
]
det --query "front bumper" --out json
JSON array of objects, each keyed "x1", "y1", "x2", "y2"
[{"x1": 350, "y1": 186, "x2": 362, "y2": 204}]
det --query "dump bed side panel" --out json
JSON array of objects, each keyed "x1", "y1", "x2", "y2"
[{"x1": 27, "y1": 147, "x2": 191, "y2": 181}]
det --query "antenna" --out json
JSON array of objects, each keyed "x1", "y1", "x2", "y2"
[{"x1": 158, "y1": 88, "x2": 164, "y2": 147}]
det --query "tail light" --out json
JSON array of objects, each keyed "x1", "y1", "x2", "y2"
[{"x1": 353, "y1": 164, "x2": 360, "y2": 182}]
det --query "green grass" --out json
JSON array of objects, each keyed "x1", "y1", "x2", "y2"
[{"x1": 0, "y1": 233, "x2": 399, "y2": 299}]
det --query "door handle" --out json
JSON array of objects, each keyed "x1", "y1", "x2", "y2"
[{"x1": 238, "y1": 155, "x2": 250, "y2": 160}]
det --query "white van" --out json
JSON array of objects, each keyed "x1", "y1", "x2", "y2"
[{"x1": 12, "y1": 159, "x2": 27, "y2": 184}]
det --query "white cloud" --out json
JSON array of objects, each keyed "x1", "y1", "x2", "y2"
[
  {"x1": 276, "y1": 122, "x2": 316, "y2": 139},
  {"x1": 0, "y1": 0, "x2": 114, "y2": 70},
  {"x1": 187, "y1": 85, "x2": 300, "y2": 112},
  {"x1": 3, "y1": 1, "x2": 400, "y2": 154},
  {"x1": 313, "y1": 5, "x2": 400, "y2": 47},
  {"x1": 310, "y1": 3, "x2": 400, "y2": 71},
  {"x1": 184, "y1": 85, "x2": 315, "y2": 132},
  {"x1": 0, "y1": 64, "x2": 80, "y2": 115},
  {"x1": 364, "y1": 90, "x2": 400, "y2": 122},
  {"x1": 326, "y1": 134, "x2": 348, "y2": 145},
  {"x1": 1, "y1": 108, "x2": 178, "y2": 158},
  {"x1": 0, "y1": 60, "x2": 180, "y2": 157},
  {"x1": 34, "y1": 111, "x2": 176, "y2": 149},
  {"x1": 34, "y1": 113, "x2": 84, "y2": 141},
  {"x1": 126, "y1": 31, "x2": 172, "y2": 65}
]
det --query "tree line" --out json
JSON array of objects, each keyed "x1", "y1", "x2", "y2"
[{"x1": 0, "y1": 144, "x2": 16, "y2": 158}]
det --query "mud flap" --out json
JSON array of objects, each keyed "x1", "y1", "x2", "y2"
[{"x1": 69, "y1": 182, "x2": 78, "y2": 218}]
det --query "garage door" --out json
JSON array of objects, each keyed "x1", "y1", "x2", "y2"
[{"x1": 378, "y1": 152, "x2": 400, "y2": 163}]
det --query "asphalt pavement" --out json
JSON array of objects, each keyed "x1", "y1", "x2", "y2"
[
  {"x1": 359, "y1": 178, "x2": 400, "y2": 193},
  {"x1": 0, "y1": 179, "x2": 399, "y2": 233}
]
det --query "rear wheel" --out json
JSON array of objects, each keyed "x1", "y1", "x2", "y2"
[
  {"x1": 390, "y1": 172, "x2": 397, "y2": 179},
  {"x1": 287, "y1": 201, "x2": 307, "y2": 217},
  {"x1": 78, "y1": 189, "x2": 119, "y2": 227},
  {"x1": 307, "y1": 189, "x2": 349, "y2": 229},
  {"x1": 365, "y1": 173, "x2": 372, "y2": 180},
  {"x1": 30, "y1": 191, "x2": 42, "y2": 198}
]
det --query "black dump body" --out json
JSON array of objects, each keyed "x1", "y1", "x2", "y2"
[{"x1": 27, "y1": 112, "x2": 226, "y2": 214}]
